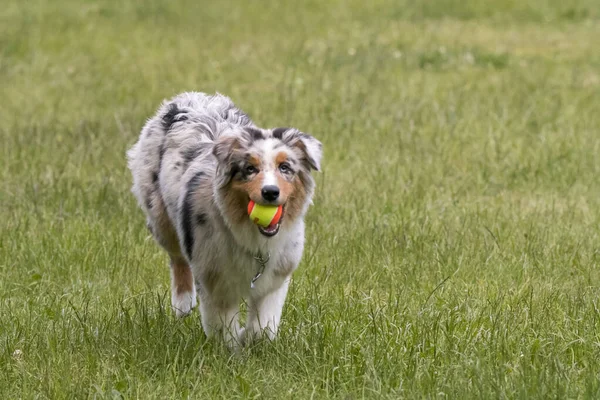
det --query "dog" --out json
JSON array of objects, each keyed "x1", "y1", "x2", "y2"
[{"x1": 127, "y1": 92, "x2": 322, "y2": 346}]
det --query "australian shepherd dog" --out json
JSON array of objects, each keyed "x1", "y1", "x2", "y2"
[{"x1": 127, "y1": 92, "x2": 322, "y2": 347}]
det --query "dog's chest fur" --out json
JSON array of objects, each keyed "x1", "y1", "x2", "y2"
[{"x1": 184, "y1": 188, "x2": 305, "y2": 302}]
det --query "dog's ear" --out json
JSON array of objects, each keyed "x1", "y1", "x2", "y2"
[
  {"x1": 212, "y1": 133, "x2": 249, "y2": 187},
  {"x1": 296, "y1": 132, "x2": 323, "y2": 171},
  {"x1": 213, "y1": 127, "x2": 261, "y2": 165},
  {"x1": 275, "y1": 128, "x2": 323, "y2": 171},
  {"x1": 212, "y1": 134, "x2": 243, "y2": 165}
]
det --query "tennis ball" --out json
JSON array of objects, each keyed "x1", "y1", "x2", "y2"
[{"x1": 247, "y1": 200, "x2": 283, "y2": 228}]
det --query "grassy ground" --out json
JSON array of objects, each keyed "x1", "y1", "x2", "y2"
[{"x1": 2, "y1": 0, "x2": 600, "y2": 398}]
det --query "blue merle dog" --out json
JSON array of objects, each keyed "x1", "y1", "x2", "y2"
[{"x1": 127, "y1": 92, "x2": 322, "y2": 347}]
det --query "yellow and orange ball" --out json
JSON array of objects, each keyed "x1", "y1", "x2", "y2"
[{"x1": 247, "y1": 200, "x2": 283, "y2": 227}]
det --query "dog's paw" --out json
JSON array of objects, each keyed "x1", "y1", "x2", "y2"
[{"x1": 171, "y1": 291, "x2": 197, "y2": 318}]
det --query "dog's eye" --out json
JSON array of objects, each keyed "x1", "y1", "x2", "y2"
[
  {"x1": 279, "y1": 163, "x2": 292, "y2": 174},
  {"x1": 245, "y1": 165, "x2": 258, "y2": 175}
]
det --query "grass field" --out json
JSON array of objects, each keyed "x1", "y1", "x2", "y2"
[{"x1": 2, "y1": 0, "x2": 600, "y2": 398}]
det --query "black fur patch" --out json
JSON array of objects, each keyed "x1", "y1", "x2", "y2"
[
  {"x1": 229, "y1": 164, "x2": 241, "y2": 181},
  {"x1": 162, "y1": 103, "x2": 181, "y2": 131},
  {"x1": 245, "y1": 127, "x2": 264, "y2": 142},
  {"x1": 195, "y1": 213, "x2": 208, "y2": 225},
  {"x1": 151, "y1": 172, "x2": 158, "y2": 183},
  {"x1": 272, "y1": 127, "x2": 289, "y2": 139},
  {"x1": 180, "y1": 171, "x2": 205, "y2": 259},
  {"x1": 233, "y1": 160, "x2": 258, "y2": 181}
]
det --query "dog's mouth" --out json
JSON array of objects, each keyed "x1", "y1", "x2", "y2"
[
  {"x1": 258, "y1": 223, "x2": 280, "y2": 237},
  {"x1": 257, "y1": 206, "x2": 285, "y2": 238}
]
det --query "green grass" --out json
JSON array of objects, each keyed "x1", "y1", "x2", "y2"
[{"x1": 2, "y1": 0, "x2": 600, "y2": 398}]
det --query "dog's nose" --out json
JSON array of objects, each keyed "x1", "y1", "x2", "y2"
[{"x1": 261, "y1": 185, "x2": 280, "y2": 202}]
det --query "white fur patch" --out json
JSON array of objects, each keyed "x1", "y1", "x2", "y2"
[{"x1": 171, "y1": 289, "x2": 197, "y2": 318}]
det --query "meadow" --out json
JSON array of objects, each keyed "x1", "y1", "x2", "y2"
[{"x1": 2, "y1": 0, "x2": 600, "y2": 398}]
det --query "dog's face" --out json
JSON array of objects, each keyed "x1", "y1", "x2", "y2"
[{"x1": 213, "y1": 127, "x2": 322, "y2": 237}]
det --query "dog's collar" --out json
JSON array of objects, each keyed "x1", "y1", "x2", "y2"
[{"x1": 251, "y1": 252, "x2": 270, "y2": 289}]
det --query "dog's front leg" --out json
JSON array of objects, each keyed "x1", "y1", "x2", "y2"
[
  {"x1": 199, "y1": 298, "x2": 243, "y2": 348},
  {"x1": 246, "y1": 277, "x2": 291, "y2": 342}
]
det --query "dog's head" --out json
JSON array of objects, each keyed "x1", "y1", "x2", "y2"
[{"x1": 213, "y1": 126, "x2": 322, "y2": 237}]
